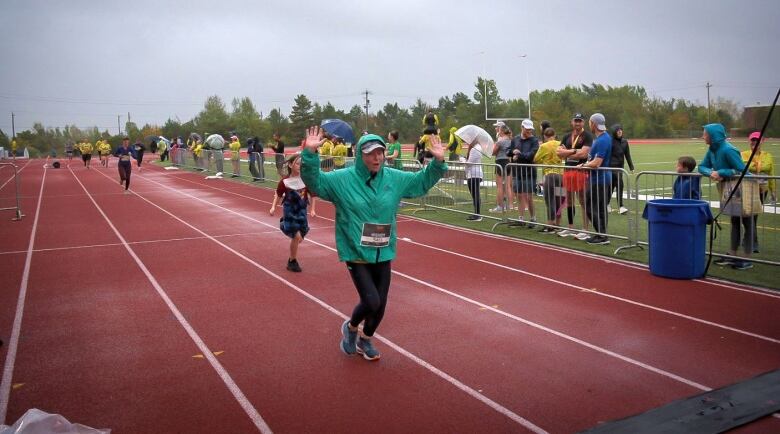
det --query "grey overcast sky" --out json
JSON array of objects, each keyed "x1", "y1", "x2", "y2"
[{"x1": 0, "y1": 0, "x2": 778, "y2": 134}]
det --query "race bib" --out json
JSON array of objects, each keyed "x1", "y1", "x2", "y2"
[{"x1": 360, "y1": 223, "x2": 391, "y2": 247}]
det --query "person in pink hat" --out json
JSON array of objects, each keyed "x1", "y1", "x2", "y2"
[{"x1": 741, "y1": 131, "x2": 775, "y2": 253}]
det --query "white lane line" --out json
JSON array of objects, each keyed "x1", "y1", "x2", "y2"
[
  {"x1": 0, "y1": 165, "x2": 46, "y2": 424},
  {"x1": 0, "y1": 228, "x2": 335, "y2": 256},
  {"x1": 397, "y1": 217, "x2": 780, "y2": 298},
  {"x1": 0, "y1": 160, "x2": 31, "y2": 192},
  {"x1": 135, "y1": 172, "x2": 734, "y2": 395},
  {"x1": 104, "y1": 171, "x2": 546, "y2": 433},
  {"x1": 401, "y1": 238, "x2": 779, "y2": 344},
  {"x1": 72, "y1": 168, "x2": 273, "y2": 434}
]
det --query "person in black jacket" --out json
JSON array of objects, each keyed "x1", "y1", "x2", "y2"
[
  {"x1": 608, "y1": 124, "x2": 634, "y2": 214},
  {"x1": 247, "y1": 136, "x2": 265, "y2": 181},
  {"x1": 509, "y1": 119, "x2": 540, "y2": 227}
]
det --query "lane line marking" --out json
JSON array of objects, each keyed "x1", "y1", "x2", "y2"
[
  {"x1": 0, "y1": 165, "x2": 46, "y2": 424},
  {"x1": 135, "y1": 172, "x2": 744, "y2": 395},
  {"x1": 110, "y1": 171, "x2": 547, "y2": 432},
  {"x1": 71, "y1": 168, "x2": 273, "y2": 434}
]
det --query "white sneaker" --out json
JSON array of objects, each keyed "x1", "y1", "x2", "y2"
[
  {"x1": 558, "y1": 229, "x2": 573, "y2": 237},
  {"x1": 488, "y1": 206, "x2": 503, "y2": 213},
  {"x1": 619, "y1": 206, "x2": 629, "y2": 215},
  {"x1": 607, "y1": 205, "x2": 613, "y2": 213},
  {"x1": 575, "y1": 232, "x2": 590, "y2": 240}
]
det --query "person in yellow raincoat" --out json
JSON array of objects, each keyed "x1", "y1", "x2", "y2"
[
  {"x1": 742, "y1": 131, "x2": 775, "y2": 253},
  {"x1": 10, "y1": 139, "x2": 17, "y2": 159},
  {"x1": 319, "y1": 134, "x2": 334, "y2": 172},
  {"x1": 447, "y1": 127, "x2": 463, "y2": 161},
  {"x1": 331, "y1": 136, "x2": 348, "y2": 169},
  {"x1": 229, "y1": 135, "x2": 242, "y2": 177}
]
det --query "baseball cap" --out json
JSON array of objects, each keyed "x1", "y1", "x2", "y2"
[
  {"x1": 572, "y1": 113, "x2": 584, "y2": 121},
  {"x1": 521, "y1": 119, "x2": 534, "y2": 130},
  {"x1": 589, "y1": 113, "x2": 607, "y2": 131},
  {"x1": 748, "y1": 131, "x2": 762, "y2": 141},
  {"x1": 492, "y1": 121, "x2": 506, "y2": 127},
  {"x1": 358, "y1": 134, "x2": 387, "y2": 153}
]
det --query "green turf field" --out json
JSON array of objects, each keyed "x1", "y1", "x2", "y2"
[{"x1": 157, "y1": 140, "x2": 779, "y2": 290}]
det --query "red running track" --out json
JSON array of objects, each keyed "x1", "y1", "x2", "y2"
[{"x1": 0, "y1": 160, "x2": 778, "y2": 433}]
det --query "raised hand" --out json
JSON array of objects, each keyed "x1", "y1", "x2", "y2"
[
  {"x1": 429, "y1": 134, "x2": 445, "y2": 161},
  {"x1": 303, "y1": 126, "x2": 325, "y2": 152}
]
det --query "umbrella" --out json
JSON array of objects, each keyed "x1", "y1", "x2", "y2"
[
  {"x1": 321, "y1": 119, "x2": 355, "y2": 145},
  {"x1": 189, "y1": 132, "x2": 202, "y2": 142},
  {"x1": 455, "y1": 125, "x2": 495, "y2": 156},
  {"x1": 158, "y1": 136, "x2": 172, "y2": 150},
  {"x1": 205, "y1": 134, "x2": 225, "y2": 150}
]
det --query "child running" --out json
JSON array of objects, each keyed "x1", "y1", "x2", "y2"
[{"x1": 270, "y1": 153, "x2": 316, "y2": 272}]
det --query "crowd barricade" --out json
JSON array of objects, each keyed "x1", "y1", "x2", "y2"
[
  {"x1": 0, "y1": 162, "x2": 24, "y2": 220},
  {"x1": 633, "y1": 171, "x2": 779, "y2": 266}
]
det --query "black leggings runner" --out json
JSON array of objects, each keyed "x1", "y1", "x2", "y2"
[
  {"x1": 118, "y1": 161, "x2": 132, "y2": 190},
  {"x1": 347, "y1": 261, "x2": 392, "y2": 337}
]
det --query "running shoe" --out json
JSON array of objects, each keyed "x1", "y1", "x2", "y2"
[
  {"x1": 356, "y1": 337, "x2": 381, "y2": 361},
  {"x1": 586, "y1": 235, "x2": 610, "y2": 245},
  {"x1": 287, "y1": 259, "x2": 302, "y2": 272},
  {"x1": 607, "y1": 205, "x2": 613, "y2": 213},
  {"x1": 619, "y1": 206, "x2": 629, "y2": 215},
  {"x1": 340, "y1": 321, "x2": 357, "y2": 355},
  {"x1": 575, "y1": 232, "x2": 590, "y2": 240},
  {"x1": 538, "y1": 227, "x2": 556, "y2": 234},
  {"x1": 731, "y1": 261, "x2": 753, "y2": 270},
  {"x1": 488, "y1": 206, "x2": 504, "y2": 213},
  {"x1": 713, "y1": 258, "x2": 734, "y2": 266},
  {"x1": 466, "y1": 215, "x2": 483, "y2": 222}
]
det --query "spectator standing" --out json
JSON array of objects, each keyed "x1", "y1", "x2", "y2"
[
  {"x1": 608, "y1": 124, "x2": 634, "y2": 214},
  {"x1": 447, "y1": 127, "x2": 464, "y2": 161},
  {"x1": 272, "y1": 133, "x2": 286, "y2": 177},
  {"x1": 247, "y1": 137, "x2": 265, "y2": 181},
  {"x1": 581, "y1": 113, "x2": 612, "y2": 245},
  {"x1": 556, "y1": 113, "x2": 594, "y2": 239},
  {"x1": 229, "y1": 135, "x2": 242, "y2": 177},
  {"x1": 509, "y1": 119, "x2": 540, "y2": 227},
  {"x1": 741, "y1": 131, "x2": 774, "y2": 253},
  {"x1": 672, "y1": 156, "x2": 701, "y2": 200},
  {"x1": 385, "y1": 131, "x2": 403, "y2": 169},
  {"x1": 490, "y1": 125, "x2": 514, "y2": 213},
  {"x1": 464, "y1": 138, "x2": 484, "y2": 221},
  {"x1": 534, "y1": 127, "x2": 564, "y2": 232}
]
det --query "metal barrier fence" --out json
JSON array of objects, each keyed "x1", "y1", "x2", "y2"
[
  {"x1": 633, "y1": 171, "x2": 779, "y2": 266},
  {"x1": 0, "y1": 162, "x2": 24, "y2": 221}
]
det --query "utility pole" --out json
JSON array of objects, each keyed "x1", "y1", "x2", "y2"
[
  {"x1": 363, "y1": 89, "x2": 371, "y2": 133},
  {"x1": 706, "y1": 82, "x2": 712, "y2": 123},
  {"x1": 117, "y1": 115, "x2": 121, "y2": 135},
  {"x1": 11, "y1": 112, "x2": 15, "y2": 139}
]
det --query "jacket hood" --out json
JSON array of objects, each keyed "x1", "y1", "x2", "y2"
[
  {"x1": 355, "y1": 133, "x2": 386, "y2": 178},
  {"x1": 704, "y1": 123, "x2": 727, "y2": 150},
  {"x1": 610, "y1": 124, "x2": 623, "y2": 140}
]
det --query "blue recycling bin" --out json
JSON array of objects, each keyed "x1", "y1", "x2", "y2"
[{"x1": 642, "y1": 199, "x2": 713, "y2": 279}]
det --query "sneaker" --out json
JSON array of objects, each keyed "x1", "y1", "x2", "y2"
[
  {"x1": 340, "y1": 321, "x2": 357, "y2": 355},
  {"x1": 586, "y1": 235, "x2": 610, "y2": 245},
  {"x1": 538, "y1": 227, "x2": 555, "y2": 234},
  {"x1": 619, "y1": 206, "x2": 629, "y2": 215},
  {"x1": 607, "y1": 205, "x2": 613, "y2": 213},
  {"x1": 731, "y1": 261, "x2": 753, "y2": 270},
  {"x1": 356, "y1": 337, "x2": 381, "y2": 361},
  {"x1": 557, "y1": 229, "x2": 574, "y2": 237},
  {"x1": 488, "y1": 206, "x2": 503, "y2": 213},
  {"x1": 286, "y1": 259, "x2": 302, "y2": 272},
  {"x1": 575, "y1": 232, "x2": 590, "y2": 241},
  {"x1": 466, "y1": 215, "x2": 482, "y2": 222},
  {"x1": 713, "y1": 258, "x2": 734, "y2": 266}
]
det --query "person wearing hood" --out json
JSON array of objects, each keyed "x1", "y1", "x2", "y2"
[
  {"x1": 608, "y1": 124, "x2": 634, "y2": 214},
  {"x1": 742, "y1": 132, "x2": 774, "y2": 253},
  {"x1": 229, "y1": 135, "x2": 242, "y2": 178},
  {"x1": 301, "y1": 126, "x2": 446, "y2": 361},
  {"x1": 698, "y1": 123, "x2": 753, "y2": 270},
  {"x1": 447, "y1": 126, "x2": 464, "y2": 161}
]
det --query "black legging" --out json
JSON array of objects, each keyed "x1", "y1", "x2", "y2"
[
  {"x1": 136, "y1": 151, "x2": 144, "y2": 167},
  {"x1": 118, "y1": 161, "x2": 132, "y2": 190},
  {"x1": 347, "y1": 261, "x2": 392, "y2": 337},
  {"x1": 611, "y1": 171, "x2": 625, "y2": 207},
  {"x1": 467, "y1": 177, "x2": 481, "y2": 215}
]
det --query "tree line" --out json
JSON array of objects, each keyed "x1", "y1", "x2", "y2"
[{"x1": 3, "y1": 77, "x2": 772, "y2": 158}]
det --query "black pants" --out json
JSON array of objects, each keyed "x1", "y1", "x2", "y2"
[
  {"x1": 731, "y1": 216, "x2": 754, "y2": 254},
  {"x1": 585, "y1": 181, "x2": 612, "y2": 234},
  {"x1": 160, "y1": 148, "x2": 168, "y2": 162},
  {"x1": 118, "y1": 161, "x2": 131, "y2": 190},
  {"x1": 136, "y1": 151, "x2": 144, "y2": 167},
  {"x1": 611, "y1": 171, "x2": 625, "y2": 207},
  {"x1": 467, "y1": 177, "x2": 481, "y2": 215},
  {"x1": 347, "y1": 261, "x2": 392, "y2": 337}
]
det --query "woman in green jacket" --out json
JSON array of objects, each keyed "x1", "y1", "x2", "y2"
[{"x1": 301, "y1": 126, "x2": 446, "y2": 361}]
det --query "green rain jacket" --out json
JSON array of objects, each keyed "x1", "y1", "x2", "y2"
[{"x1": 301, "y1": 134, "x2": 447, "y2": 263}]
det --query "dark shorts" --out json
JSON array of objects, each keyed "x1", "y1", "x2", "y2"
[
  {"x1": 82, "y1": 154, "x2": 92, "y2": 162},
  {"x1": 495, "y1": 159, "x2": 509, "y2": 176}
]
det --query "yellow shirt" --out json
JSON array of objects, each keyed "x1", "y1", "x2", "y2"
[
  {"x1": 534, "y1": 139, "x2": 563, "y2": 175},
  {"x1": 230, "y1": 140, "x2": 241, "y2": 161},
  {"x1": 742, "y1": 150, "x2": 775, "y2": 194},
  {"x1": 320, "y1": 140, "x2": 334, "y2": 156},
  {"x1": 332, "y1": 143, "x2": 347, "y2": 167},
  {"x1": 80, "y1": 142, "x2": 94, "y2": 154}
]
